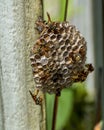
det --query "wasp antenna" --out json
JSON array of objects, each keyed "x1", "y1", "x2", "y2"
[{"x1": 47, "y1": 12, "x2": 52, "y2": 23}]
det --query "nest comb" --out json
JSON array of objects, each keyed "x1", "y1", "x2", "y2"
[{"x1": 30, "y1": 13, "x2": 94, "y2": 95}]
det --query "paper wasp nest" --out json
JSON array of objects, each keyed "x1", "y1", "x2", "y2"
[{"x1": 30, "y1": 14, "x2": 94, "y2": 95}]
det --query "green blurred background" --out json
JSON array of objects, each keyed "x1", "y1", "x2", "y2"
[{"x1": 43, "y1": 0, "x2": 104, "y2": 130}]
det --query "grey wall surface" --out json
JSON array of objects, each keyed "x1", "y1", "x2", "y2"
[{"x1": 0, "y1": 0, "x2": 46, "y2": 130}]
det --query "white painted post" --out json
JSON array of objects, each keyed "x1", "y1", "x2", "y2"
[{"x1": 0, "y1": 0, "x2": 45, "y2": 130}]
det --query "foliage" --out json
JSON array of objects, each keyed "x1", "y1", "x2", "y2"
[
  {"x1": 44, "y1": 1, "x2": 95, "y2": 130},
  {"x1": 44, "y1": 0, "x2": 83, "y2": 21},
  {"x1": 45, "y1": 83, "x2": 92, "y2": 130}
]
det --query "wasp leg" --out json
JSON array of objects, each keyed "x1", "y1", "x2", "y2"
[{"x1": 29, "y1": 89, "x2": 42, "y2": 105}]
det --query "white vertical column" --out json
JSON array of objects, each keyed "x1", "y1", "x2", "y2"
[
  {"x1": 0, "y1": 0, "x2": 28, "y2": 130},
  {"x1": 0, "y1": 0, "x2": 46, "y2": 130}
]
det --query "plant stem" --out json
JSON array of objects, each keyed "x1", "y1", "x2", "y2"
[
  {"x1": 64, "y1": 0, "x2": 69, "y2": 21},
  {"x1": 52, "y1": 1, "x2": 69, "y2": 130},
  {"x1": 52, "y1": 95, "x2": 59, "y2": 130},
  {"x1": 41, "y1": 0, "x2": 44, "y2": 19}
]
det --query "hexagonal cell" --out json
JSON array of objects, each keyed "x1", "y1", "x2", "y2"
[
  {"x1": 42, "y1": 34, "x2": 50, "y2": 43},
  {"x1": 44, "y1": 33, "x2": 49, "y2": 39},
  {"x1": 58, "y1": 79, "x2": 66, "y2": 85},
  {"x1": 50, "y1": 45, "x2": 56, "y2": 50},
  {"x1": 67, "y1": 45, "x2": 71, "y2": 51},
  {"x1": 51, "y1": 50, "x2": 57, "y2": 57},
  {"x1": 65, "y1": 77, "x2": 72, "y2": 85},
  {"x1": 32, "y1": 66, "x2": 38, "y2": 73},
  {"x1": 35, "y1": 62, "x2": 42, "y2": 69},
  {"x1": 61, "y1": 31, "x2": 65, "y2": 37},
  {"x1": 63, "y1": 50, "x2": 69, "y2": 57},
  {"x1": 48, "y1": 63, "x2": 55, "y2": 70},
  {"x1": 74, "y1": 33, "x2": 79, "y2": 40},
  {"x1": 65, "y1": 39, "x2": 70, "y2": 45},
  {"x1": 30, "y1": 54, "x2": 35, "y2": 60},
  {"x1": 50, "y1": 34, "x2": 56, "y2": 40},
  {"x1": 57, "y1": 34, "x2": 62, "y2": 40},
  {"x1": 59, "y1": 27, "x2": 65, "y2": 34},
  {"x1": 62, "y1": 32, "x2": 67, "y2": 39},
  {"x1": 57, "y1": 47, "x2": 62, "y2": 54},
  {"x1": 62, "y1": 67, "x2": 69, "y2": 74},
  {"x1": 60, "y1": 60, "x2": 66, "y2": 66},
  {"x1": 43, "y1": 64, "x2": 50, "y2": 71},
  {"x1": 54, "y1": 41, "x2": 59, "y2": 49},
  {"x1": 38, "y1": 70, "x2": 44, "y2": 77},
  {"x1": 69, "y1": 40, "x2": 74, "y2": 46},
  {"x1": 65, "y1": 26, "x2": 70, "y2": 33},
  {"x1": 72, "y1": 45, "x2": 78, "y2": 51},
  {"x1": 40, "y1": 38, "x2": 46, "y2": 45},
  {"x1": 53, "y1": 28, "x2": 59, "y2": 34},
  {"x1": 73, "y1": 38, "x2": 78, "y2": 45},
  {"x1": 34, "y1": 54, "x2": 41, "y2": 60},
  {"x1": 39, "y1": 55, "x2": 48, "y2": 66},
  {"x1": 75, "y1": 30, "x2": 80, "y2": 36},
  {"x1": 60, "y1": 45, "x2": 66, "y2": 51},
  {"x1": 59, "y1": 40, "x2": 65, "y2": 46},
  {"x1": 51, "y1": 73, "x2": 62, "y2": 83},
  {"x1": 47, "y1": 41, "x2": 54, "y2": 48},
  {"x1": 69, "y1": 34, "x2": 73, "y2": 41},
  {"x1": 31, "y1": 61, "x2": 36, "y2": 66},
  {"x1": 62, "y1": 21, "x2": 69, "y2": 28},
  {"x1": 70, "y1": 26, "x2": 76, "y2": 33}
]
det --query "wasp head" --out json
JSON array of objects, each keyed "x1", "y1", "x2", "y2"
[{"x1": 35, "y1": 13, "x2": 52, "y2": 33}]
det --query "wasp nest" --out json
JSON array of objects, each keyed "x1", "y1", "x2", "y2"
[{"x1": 30, "y1": 13, "x2": 94, "y2": 95}]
